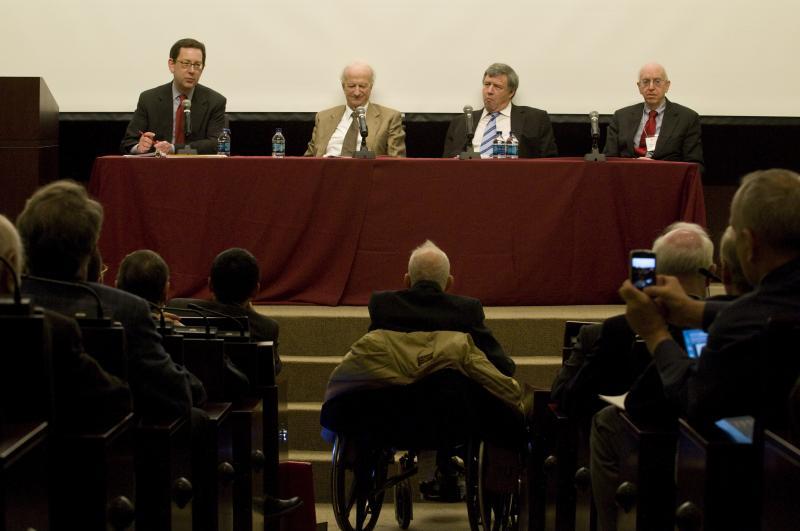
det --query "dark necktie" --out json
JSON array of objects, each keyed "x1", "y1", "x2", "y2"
[
  {"x1": 341, "y1": 111, "x2": 358, "y2": 157},
  {"x1": 175, "y1": 94, "x2": 186, "y2": 145},
  {"x1": 635, "y1": 110, "x2": 658, "y2": 156}
]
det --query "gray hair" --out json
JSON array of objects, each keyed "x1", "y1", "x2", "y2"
[
  {"x1": 340, "y1": 62, "x2": 375, "y2": 85},
  {"x1": 483, "y1": 63, "x2": 519, "y2": 94},
  {"x1": 730, "y1": 169, "x2": 800, "y2": 254},
  {"x1": 652, "y1": 221, "x2": 714, "y2": 276},
  {"x1": 0, "y1": 214, "x2": 23, "y2": 291},
  {"x1": 408, "y1": 240, "x2": 450, "y2": 289},
  {"x1": 719, "y1": 225, "x2": 752, "y2": 294},
  {"x1": 16, "y1": 179, "x2": 103, "y2": 280}
]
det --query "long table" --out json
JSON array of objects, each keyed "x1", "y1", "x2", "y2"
[{"x1": 89, "y1": 156, "x2": 705, "y2": 306}]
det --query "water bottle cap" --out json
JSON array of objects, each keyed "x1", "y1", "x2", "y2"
[{"x1": 275, "y1": 128, "x2": 282, "y2": 133}]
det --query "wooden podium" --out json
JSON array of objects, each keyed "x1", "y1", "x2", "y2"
[{"x1": 0, "y1": 77, "x2": 59, "y2": 219}]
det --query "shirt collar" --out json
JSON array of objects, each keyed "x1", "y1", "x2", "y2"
[
  {"x1": 172, "y1": 83, "x2": 195, "y2": 102},
  {"x1": 482, "y1": 101, "x2": 513, "y2": 119},
  {"x1": 644, "y1": 99, "x2": 666, "y2": 115}
]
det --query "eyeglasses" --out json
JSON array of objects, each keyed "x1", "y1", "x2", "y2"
[
  {"x1": 638, "y1": 78, "x2": 665, "y2": 88},
  {"x1": 176, "y1": 60, "x2": 204, "y2": 71}
]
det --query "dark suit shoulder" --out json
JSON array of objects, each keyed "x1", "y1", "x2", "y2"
[
  {"x1": 665, "y1": 100, "x2": 699, "y2": 118},
  {"x1": 194, "y1": 83, "x2": 226, "y2": 103},
  {"x1": 138, "y1": 82, "x2": 173, "y2": 101}
]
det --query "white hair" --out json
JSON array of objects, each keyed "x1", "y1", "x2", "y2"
[
  {"x1": 407, "y1": 240, "x2": 450, "y2": 289},
  {"x1": 652, "y1": 222, "x2": 713, "y2": 276},
  {"x1": 0, "y1": 214, "x2": 23, "y2": 291}
]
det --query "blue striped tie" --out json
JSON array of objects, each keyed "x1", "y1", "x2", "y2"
[{"x1": 480, "y1": 112, "x2": 500, "y2": 157}]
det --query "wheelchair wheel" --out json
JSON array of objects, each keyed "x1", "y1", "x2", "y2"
[
  {"x1": 394, "y1": 478, "x2": 412, "y2": 529},
  {"x1": 465, "y1": 439, "x2": 521, "y2": 531},
  {"x1": 331, "y1": 435, "x2": 388, "y2": 531}
]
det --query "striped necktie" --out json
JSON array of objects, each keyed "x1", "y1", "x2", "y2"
[{"x1": 480, "y1": 112, "x2": 500, "y2": 157}]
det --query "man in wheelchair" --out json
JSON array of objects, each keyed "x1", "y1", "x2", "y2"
[{"x1": 321, "y1": 328, "x2": 531, "y2": 530}]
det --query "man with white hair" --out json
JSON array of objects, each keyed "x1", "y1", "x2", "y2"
[
  {"x1": 368, "y1": 240, "x2": 513, "y2": 501},
  {"x1": 368, "y1": 240, "x2": 513, "y2": 376},
  {"x1": 304, "y1": 61, "x2": 406, "y2": 157},
  {"x1": 603, "y1": 62, "x2": 704, "y2": 170}
]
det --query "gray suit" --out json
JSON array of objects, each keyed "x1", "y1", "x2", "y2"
[
  {"x1": 120, "y1": 82, "x2": 226, "y2": 154},
  {"x1": 603, "y1": 98, "x2": 704, "y2": 170}
]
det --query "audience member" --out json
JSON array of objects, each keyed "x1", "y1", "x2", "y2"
[
  {"x1": 304, "y1": 62, "x2": 406, "y2": 157},
  {"x1": 169, "y1": 247, "x2": 281, "y2": 373},
  {"x1": 555, "y1": 222, "x2": 714, "y2": 419},
  {"x1": 0, "y1": 214, "x2": 131, "y2": 431},
  {"x1": 116, "y1": 249, "x2": 185, "y2": 325},
  {"x1": 120, "y1": 38, "x2": 226, "y2": 155},
  {"x1": 442, "y1": 63, "x2": 558, "y2": 158},
  {"x1": 587, "y1": 222, "x2": 715, "y2": 530},
  {"x1": 368, "y1": 239, "x2": 514, "y2": 501},
  {"x1": 16, "y1": 180, "x2": 205, "y2": 420},
  {"x1": 603, "y1": 62, "x2": 704, "y2": 169},
  {"x1": 718, "y1": 224, "x2": 754, "y2": 297},
  {"x1": 586, "y1": 169, "x2": 800, "y2": 531}
]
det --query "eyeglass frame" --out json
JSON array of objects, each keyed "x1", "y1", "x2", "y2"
[
  {"x1": 637, "y1": 78, "x2": 666, "y2": 88},
  {"x1": 174, "y1": 60, "x2": 204, "y2": 71}
]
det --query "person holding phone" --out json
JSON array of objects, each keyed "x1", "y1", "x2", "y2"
[
  {"x1": 603, "y1": 62, "x2": 704, "y2": 171},
  {"x1": 120, "y1": 38, "x2": 226, "y2": 155}
]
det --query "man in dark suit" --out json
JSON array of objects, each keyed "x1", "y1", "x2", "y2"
[
  {"x1": 16, "y1": 180, "x2": 205, "y2": 421},
  {"x1": 442, "y1": 63, "x2": 558, "y2": 159},
  {"x1": 1, "y1": 214, "x2": 132, "y2": 432},
  {"x1": 120, "y1": 38, "x2": 226, "y2": 155},
  {"x1": 170, "y1": 247, "x2": 282, "y2": 373},
  {"x1": 603, "y1": 62, "x2": 703, "y2": 170},
  {"x1": 368, "y1": 240, "x2": 514, "y2": 501},
  {"x1": 368, "y1": 240, "x2": 513, "y2": 377}
]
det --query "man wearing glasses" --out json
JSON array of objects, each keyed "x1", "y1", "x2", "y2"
[
  {"x1": 603, "y1": 62, "x2": 703, "y2": 170},
  {"x1": 121, "y1": 38, "x2": 226, "y2": 155}
]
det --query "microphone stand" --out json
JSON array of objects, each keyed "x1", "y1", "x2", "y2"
[
  {"x1": 353, "y1": 132, "x2": 375, "y2": 159},
  {"x1": 163, "y1": 305, "x2": 212, "y2": 338},
  {"x1": 0, "y1": 256, "x2": 32, "y2": 315},
  {"x1": 584, "y1": 140, "x2": 606, "y2": 162},
  {"x1": 459, "y1": 132, "x2": 480, "y2": 160},
  {"x1": 187, "y1": 303, "x2": 248, "y2": 339},
  {"x1": 176, "y1": 109, "x2": 198, "y2": 155}
]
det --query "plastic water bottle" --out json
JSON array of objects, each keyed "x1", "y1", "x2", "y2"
[
  {"x1": 216, "y1": 127, "x2": 231, "y2": 157},
  {"x1": 506, "y1": 131, "x2": 519, "y2": 159},
  {"x1": 492, "y1": 131, "x2": 506, "y2": 159},
  {"x1": 271, "y1": 128, "x2": 286, "y2": 158}
]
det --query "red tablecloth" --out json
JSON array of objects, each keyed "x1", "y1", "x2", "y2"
[{"x1": 89, "y1": 156, "x2": 705, "y2": 306}]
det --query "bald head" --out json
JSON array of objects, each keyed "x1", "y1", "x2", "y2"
[
  {"x1": 637, "y1": 62, "x2": 671, "y2": 109},
  {"x1": 0, "y1": 215, "x2": 23, "y2": 294},
  {"x1": 407, "y1": 240, "x2": 451, "y2": 290}
]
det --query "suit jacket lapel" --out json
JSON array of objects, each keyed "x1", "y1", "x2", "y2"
[
  {"x1": 623, "y1": 104, "x2": 644, "y2": 153},
  {"x1": 366, "y1": 104, "x2": 381, "y2": 151},
  {"x1": 655, "y1": 99, "x2": 677, "y2": 157},
  {"x1": 157, "y1": 83, "x2": 174, "y2": 142}
]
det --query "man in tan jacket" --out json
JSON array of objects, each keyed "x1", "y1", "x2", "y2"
[{"x1": 304, "y1": 62, "x2": 406, "y2": 157}]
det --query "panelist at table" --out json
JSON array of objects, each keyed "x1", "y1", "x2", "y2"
[
  {"x1": 304, "y1": 62, "x2": 406, "y2": 157},
  {"x1": 603, "y1": 62, "x2": 704, "y2": 169},
  {"x1": 442, "y1": 63, "x2": 558, "y2": 159},
  {"x1": 120, "y1": 38, "x2": 226, "y2": 155}
]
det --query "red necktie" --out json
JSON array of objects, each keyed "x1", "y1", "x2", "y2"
[
  {"x1": 175, "y1": 94, "x2": 186, "y2": 145},
  {"x1": 635, "y1": 110, "x2": 658, "y2": 156}
]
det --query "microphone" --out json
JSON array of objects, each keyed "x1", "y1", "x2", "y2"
[
  {"x1": 163, "y1": 305, "x2": 212, "y2": 337},
  {"x1": 584, "y1": 111, "x2": 606, "y2": 162},
  {"x1": 589, "y1": 111, "x2": 600, "y2": 138},
  {"x1": 463, "y1": 105, "x2": 475, "y2": 139},
  {"x1": 24, "y1": 274, "x2": 106, "y2": 319},
  {"x1": 147, "y1": 300, "x2": 167, "y2": 332},
  {"x1": 183, "y1": 99, "x2": 192, "y2": 136},
  {"x1": 0, "y1": 255, "x2": 22, "y2": 306},
  {"x1": 355, "y1": 106, "x2": 368, "y2": 139},
  {"x1": 187, "y1": 303, "x2": 248, "y2": 338}
]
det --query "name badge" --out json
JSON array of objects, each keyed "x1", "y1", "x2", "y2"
[{"x1": 645, "y1": 135, "x2": 659, "y2": 153}]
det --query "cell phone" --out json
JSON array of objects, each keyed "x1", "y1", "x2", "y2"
[{"x1": 630, "y1": 249, "x2": 657, "y2": 290}]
